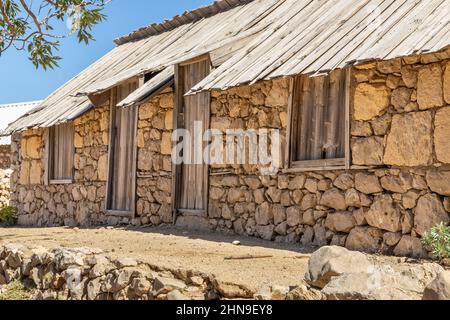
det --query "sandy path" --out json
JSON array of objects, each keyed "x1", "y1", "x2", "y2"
[{"x1": 0, "y1": 226, "x2": 312, "y2": 291}]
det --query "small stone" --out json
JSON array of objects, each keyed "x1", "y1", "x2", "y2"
[{"x1": 232, "y1": 241, "x2": 241, "y2": 246}]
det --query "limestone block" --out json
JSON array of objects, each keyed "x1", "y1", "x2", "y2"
[
  {"x1": 434, "y1": 107, "x2": 450, "y2": 164},
  {"x1": 97, "y1": 154, "x2": 108, "y2": 181},
  {"x1": 160, "y1": 132, "x2": 172, "y2": 156},
  {"x1": 74, "y1": 133, "x2": 83, "y2": 149},
  {"x1": 444, "y1": 61, "x2": 450, "y2": 104},
  {"x1": 352, "y1": 137, "x2": 384, "y2": 166},
  {"x1": 417, "y1": 64, "x2": 443, "y2": 110},
  {"x1": 354, "y1": 83, "x2": 390, "y2": 121},
  {"x1": 29, "y1": 161, "x2": 42, "y2": 185},
  {"x1": 384, "y1": 112, "x2": 433, "y2": 166}
]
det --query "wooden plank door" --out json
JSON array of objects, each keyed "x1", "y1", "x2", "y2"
[
  {"x1": 175, "y1": 58, "x2": 211, "y2": 214},
  {"x1": 107, "y1": 81, "x2": 138, "y2": 214}
]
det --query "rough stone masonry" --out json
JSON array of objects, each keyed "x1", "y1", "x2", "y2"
[{"x1": 8, "y1": 49, "x2": 450, "y2": 258}]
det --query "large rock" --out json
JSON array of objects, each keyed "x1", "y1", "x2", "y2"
[
  {"x1": 354, "y1": 83, "x2": 390, "y2": 121},
  {"x1": 305, "y1": 246, "x2": 372, "y2": 289},
  {"x1": 346, "y1": 227, "x2": 383, "y2": 254},
  {"x1": 423, "y1": 271, "x2": 450, "y2": 300},
  {"x1": 417, "y1": 64, "x2": 444, "y2": 110},
  {"x1": 333, "y1": 174, "x2": 354, "y2": 191},
  {"x1": 384, "y1": 112, "x2": 433, "y2": 167},
  {"x1": 355, "y1": 173, "x2": 383, "y2": 194},
  {"x1": 153, "y1": 276, "x2": 186, "y2": 292},
  {"x1": 414, "y1": 194, "x2": 449, "y2": 236},
  {"x1": 380, "y1": 173, "x2": 412, "y2": 193},
  {"x1": 444, "y1": 61, "x2": 450, "y2": 104},
  {"x1": 325, "y1": 212, "x2": 356, "y2": 233},
  {"x1": 352, "y1": 137, "x2": 384, "y2": 166},
  {"x1": 320, "y1": 189, "x2": 347, "y2": 211},
  {"x1": 323, "y1": 263, "x2": 443, "y2": 300},
  {"x1": 365, "y1": 195, "x2": 402, "y2": 232},
  {"x1": 426, "y1": 170, "x2": 450, "y2": 196},
  {"x1": 213, "y1": 279, "x2": 254, "y2": 299},
  {"x1": 393, "y1": 236, "x2": 427, "y2": 258},
  {"x1": 434, "y1": 107, "x2": 450, "y2": 164}
]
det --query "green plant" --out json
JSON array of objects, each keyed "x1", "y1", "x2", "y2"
[
  {"x1": 0, "y1": 281, "x2": 31, "y2": 300},
  {"x1": 422, "y1": 223, "x2": 450, "y2": 261},
  {"x1": 0, "y1": 206, "x2": 18, "y2": 226}
]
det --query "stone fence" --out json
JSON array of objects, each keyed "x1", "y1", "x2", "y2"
[
  {"x1": 1, "y1": 244, "x2": 447, "y2": 300},
  {"x1": 0, "y1": 243, "x2": 312, "y2": 300},
  {"x1": 0, "y1": 145, "x2": 10, "y2": 170},
  {"x1": 0, "y1": 169, "x2": 11, "y2": 208}
]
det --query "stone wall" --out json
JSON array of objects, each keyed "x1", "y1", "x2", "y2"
[
  {"x1": 0, "y1": 169, "x2": 11, "y2": 208},
  {"x1": 135, "y1": 88, "x2": 174, "y2": 226},
  {"x1": 0, "y1": 243, "x2": 321, "y2": 300},
  {"x1": 0, "y1": 144, "x2": 11, "y2": 169},
  {"x1": 190, "y1": 52, "x2": 450, "y2": 258},
  {"x1": 10, "y1": 102, "x2": 110, "y2": 226},
  {"x1": 9, "y1": 50, "x2": 450, "y2": 258}
]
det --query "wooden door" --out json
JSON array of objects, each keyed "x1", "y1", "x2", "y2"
[
  {"x1": 107, "y1": 81, "x2": 138, "y2": 214},
  {"x1": 175, "y1": 58, "x2": 211, "y2": 214}
]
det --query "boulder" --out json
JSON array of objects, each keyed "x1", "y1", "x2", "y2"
[
  {"x1": 393, "y1": 236, "x2": 427, "y2": 258},
  {"x1": 414, "y1": 194, "x2": 449, "y2": 236},
  {"x1": 325, "y1": 212, "x2": 356, "y2": 233},
  {"x1": 323, "y1": 263, "x2": 443, "y2": 300},
  {"x1": 320, "y1": 189, "x2": 347, "y2": 210},
  {"x1": 384, "y1": 112, "x2": 433, "y2": 167},
  {"x1": 346, "y1": 227, "x2": 383, "y2": 254},
  {"x1": 423, "y1": 271, "x2": 450, "y2": 300},
  {"x1": 365, "y1": 195, "x2": 402, "y2": 232},
  {"x1": 305, "y1": 246, "x2": 372, "y2": 289}
]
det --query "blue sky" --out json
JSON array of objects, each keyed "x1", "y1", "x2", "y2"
[{"x1": 0, "y1": 0, "x2": 212, "y2": 104}]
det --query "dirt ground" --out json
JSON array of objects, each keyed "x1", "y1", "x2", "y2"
[{"x1": 0, "y1": 226, "x2": 314, "y2": 291}]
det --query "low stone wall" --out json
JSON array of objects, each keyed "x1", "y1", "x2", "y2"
[
  {"x1": 0, "y1": 243, "x2": 318, "y2": 300},
  {"x1": 0, "y1": 169, "x2": 11, "y2": 208},
  {"x1": 0, "y1": 145, "x2": 11, "y2": 169}
]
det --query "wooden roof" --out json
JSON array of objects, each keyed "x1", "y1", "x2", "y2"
[{"x1": 5, "y1": 0, "x2": 450, "y2": 134}]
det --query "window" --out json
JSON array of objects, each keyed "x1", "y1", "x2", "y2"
[
  {"x1": 287, "y1": 69, "x2": 350, "y2": 170},
  {"x1": 48, "y1": 123, "x2": 74, "y2": 182}
]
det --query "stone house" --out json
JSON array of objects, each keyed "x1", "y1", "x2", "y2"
[
  {"x1": 3, "y1": 0, "x2": 450, "y2": 257},
  {"x1": 0, "y1": 101, "x2": 42, "y2": 169}
]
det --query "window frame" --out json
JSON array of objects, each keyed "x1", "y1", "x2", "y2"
[
  {"x1": 284, "y1": 68, "x2": 352, "y2": 172},
  {"x1": 45, "y1": 122, "x2": 75, "y2": 185}
]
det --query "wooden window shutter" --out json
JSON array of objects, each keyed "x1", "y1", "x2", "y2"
[
  {"x1": 290, "y1": 69, "x2": 348, "y2": 167},
  {"x1": 49, "y1": 122, "x2": 74, "y2": 181}
]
